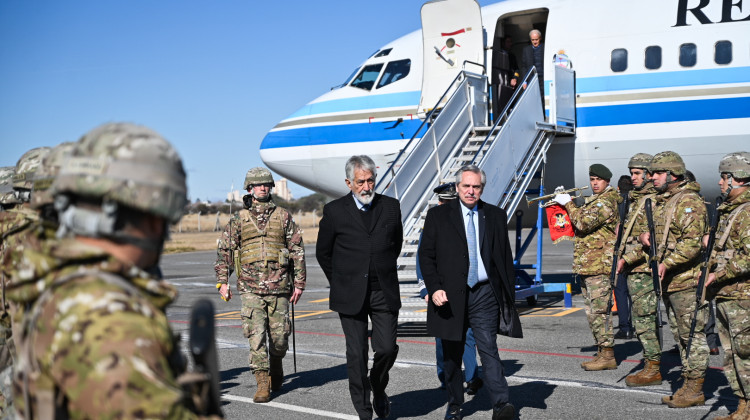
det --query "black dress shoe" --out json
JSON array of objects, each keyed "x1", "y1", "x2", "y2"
[
  {"x1": 465, "y1": 377, "x2": 484, "y2": 395},
  {"x1": 492, "y1": 402, "x2": 515, "y2": 420},
  {"x1": 444, "y1": 406, "x2": 462, "y2": 420},
  {"x1": 373, "y1": 391, "x2": 390, "y2": 419},
  {"x1": 614, "y1": 330, "x2": 634, "y2": 339}
]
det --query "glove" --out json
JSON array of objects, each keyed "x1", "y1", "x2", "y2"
[
  {"x1": 554, "y1": 194, "x2": 572, "y2": 206},
  {"x1": 554, "y1": 185, "x2": 565, "y2": 194}
]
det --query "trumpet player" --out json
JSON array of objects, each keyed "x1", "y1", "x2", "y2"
[{"x1": 553, "y1": 164, "x2": 623, "y2": 370}]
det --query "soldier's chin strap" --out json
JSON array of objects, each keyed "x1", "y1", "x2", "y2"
[
  {"x1": 54, "y1": 194, "x2": 162, "y2": 253},
  {"x1": 721, "y1": 173, "x2": 734, "y2": 200}
]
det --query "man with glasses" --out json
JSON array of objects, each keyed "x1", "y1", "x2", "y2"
[
  {"x1": 215, "y1": 166, "x2": 306, "y2": 403},
  {"x1": 317, "y1": 155, "x2": 403, "y2": 420},
  {"x1": 520, "y1": 29, "x2": 546, "y2": 110}
]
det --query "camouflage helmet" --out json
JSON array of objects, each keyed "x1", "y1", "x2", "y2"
[
  {"x1": 649, "y1": 151, "x2": 686, "y2": 176},
  {"x1": 30, "y1": 141, "x2": 76, "y2": 209},
  {"x1": 718, "y1": 152, "x2": 750, "y2": 179},
  {"x1": 13, "y1": 147, "x2": 51, "y2": 190},
  {"x1": 51, "y1": 123, "x2": 188, "y2": 223},
  {"x1": 628, "y1": 153, "x2": 653, "y2": 171},
  {"x1": 243, "y1": 167, "x2": 275, "y2": 189},
  {"x1": 0, "y1": 166, "x2": 18, "y2": 205}
]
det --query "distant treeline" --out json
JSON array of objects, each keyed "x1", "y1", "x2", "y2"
[{"x1": 186, "y1": 193, "x2": 328, "y2": 215}]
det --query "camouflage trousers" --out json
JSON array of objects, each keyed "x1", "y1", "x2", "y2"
[
  {"x1": 580, "y1": 274, "x2": 614, "y2": 348},
  {"x1": 716, "y1": 299, "x2": 750, "y2": 398},
  {"x1": 626, "y1": 272, "x2": 661, "y2": 361},
  {"x1": 240, "y1": 292, "x2": 291, "y2": 373},
  {"x1": 665, "y1": 288, "x2": 709, "y2": 379},
  {"x1": 0, "y1": 311, "x2": 13, "y2": 417}
]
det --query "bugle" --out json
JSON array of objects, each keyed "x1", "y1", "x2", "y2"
[{"x1": 526, "y1": 186, "x2": 589, "y2": 206}]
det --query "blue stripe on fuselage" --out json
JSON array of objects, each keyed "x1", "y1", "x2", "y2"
[
  {"x1": 573, "y1": 66, "x2": 750, "y2": 93},
  {"x1": 261, "y1": 96, "x2": 750, "y2": 149}
]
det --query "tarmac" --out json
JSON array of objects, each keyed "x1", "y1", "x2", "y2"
[{"x1": 163, "y1": 230, "x2": 734, "y2": 419}]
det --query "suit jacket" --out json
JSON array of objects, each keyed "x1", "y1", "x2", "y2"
[
  {"x1": 316, "y1": 193, "x2": 403, "y2": 315},
  {"x1": 419, "y1": 199, "x2": 522, "y2": 341},
  {"x1": 520, "y1": 42, "x2": 545, "y2": 81}
]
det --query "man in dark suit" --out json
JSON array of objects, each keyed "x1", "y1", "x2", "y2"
[
  {"x1": 520, "y1": 29, "x2": 545, "y2": 110},
  {"x1": 419, "y1": 164, "x2": 522, "y2": 420},
  {"x1": 316, "y1": 155, "x2": 403, "y2": 420}
]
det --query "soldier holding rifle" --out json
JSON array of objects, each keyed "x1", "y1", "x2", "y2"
[
  {"x1": 704, "y1": 152, "x2": 750, "y2": 419},
  {"x1": 638, "y1": 151, "x2": 709, "y2": 408},
  {"x1": 553, "y1": 164, "x2": 622, "y2": 371},
  {"x1": 616, "y1": 153, "x2": 665, "y2": 387}
]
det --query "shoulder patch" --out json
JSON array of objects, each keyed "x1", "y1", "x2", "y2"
[
  {"x1": 685, "y1": 208, "x2": 692, "y2": 213},
  {"x1": 597, "y1": 203, "x2": 602, "y2": 207}
]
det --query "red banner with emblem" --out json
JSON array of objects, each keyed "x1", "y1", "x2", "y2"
[{"x1": 545, "y1": 204, "x2": 574, "y2": 244}]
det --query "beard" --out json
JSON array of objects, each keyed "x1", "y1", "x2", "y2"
[{"x1": 355, "y1": 190, "x2": 374, "y2": 205}]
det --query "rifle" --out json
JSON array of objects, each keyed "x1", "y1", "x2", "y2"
[
  {"x1": 685, "y1": 196, "x2": 722, "y2": 357},
  {"x1": 605, "y1": 193, "x2": 629, "y2": 332},
  {"x1": 526, "y1": 186, "x2": 589, "y2": 206},
  {"x1": 182, "y1": 298, "x2": 224, "y2": 417},
  {"x1": 291, "y1": 301, "x2": 297, "y2": 373},
  {"x1": 644, "y1": 198, "x2": 663, "y2": 349}
]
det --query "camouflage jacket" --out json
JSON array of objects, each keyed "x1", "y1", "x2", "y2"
[
  {"x1": 707, "y1": 188, "x2": 750, "y2": 300},
  {"x1": 620, "y1": 183, "x2": 657, "y2": 274},
  {"x1": 215, "y1": 197, "x2": 306, "y2": 294},
  {"x1": 565, "y1": 186, "x2": 622, "y2": 276},
  {"x1": 653, "y1": 181, "x2": 707, "y2": 292},
  {"x1": 0, "y1": 204, "x2": 38, "y2": 281},
  {"x1": 5, "y1": 238, "x2": 207, "y2": 419}
]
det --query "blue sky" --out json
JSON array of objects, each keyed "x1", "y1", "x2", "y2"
[{"x1": 0, "y1": 0, "x2": 496, "y2": 202}]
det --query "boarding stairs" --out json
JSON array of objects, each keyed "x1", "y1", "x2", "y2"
[{"x1": 375, "y1": 65, "x2": 577, "y2": 322}]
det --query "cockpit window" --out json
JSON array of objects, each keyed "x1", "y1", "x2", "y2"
[
  {"x1": 350, "y1": 63, "x2": 384, "y2": 91},
  {"x1": 374, "y1": 48, "x2": 393, "y2": 58},
  {"x1": 377, "y1": 59, "x2": 411, "y2": 89},
  {"x1": 341, "y1": 67, "x2": 360, "y2": 87}
]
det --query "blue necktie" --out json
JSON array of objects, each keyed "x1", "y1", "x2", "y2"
[{"x1": 467, "y1": 210, "x2": 478, "y2": 288}]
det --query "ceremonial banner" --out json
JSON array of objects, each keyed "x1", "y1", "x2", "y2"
[{"x1": 545, "y1": 204, "x2": 574, "y2": 243}]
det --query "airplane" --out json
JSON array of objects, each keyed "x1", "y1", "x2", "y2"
[{"x1": 260, "y1": 0, "x2": 750, "y2": 202}]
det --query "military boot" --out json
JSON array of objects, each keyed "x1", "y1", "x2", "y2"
[
  {"x1": 715, "y1": 398, "x2": 748, "y2": 420},
  {"x1": 253, "y1": 371, "x2": 271, "y2": 403},
  {"x1": 581, "y1": 346, "x2": 601, "y2": 369},
  {"x1": 582, "y1": 346, "x2": 617, "y2": 371},
  {"x1": 270, "y1": 356, "x2": 284, "y2": 392},
  {"x1": 665, "y1": 377, "x2": 705, "y2": 408},
  {"x1": 625, "y1": 360, "x2": 662, "y2": 387}
]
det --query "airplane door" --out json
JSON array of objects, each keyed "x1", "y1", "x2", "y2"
[{"x1": 419, "y1": 0, "x2": 484, "y2": 116}]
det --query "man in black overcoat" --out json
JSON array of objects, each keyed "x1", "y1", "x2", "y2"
[
  {"x1": 419, "y1": 164, "x2": 522, "y2": 420},
  {"x1": 316, "y1": 155, "x2": 403, "y2": 420}
]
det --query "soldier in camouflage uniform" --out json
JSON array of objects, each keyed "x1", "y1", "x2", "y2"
[
  {"x1": 639, "y1": 151, "x2": 709, "y2": 408},
  {"x1": 705, "y1": 152, "x2": 750, "y2": 420},
  {"x1": 554, "y1": 164, "x2": 622, "y2": 370},
  {"x1": 616, "y1": 153, "x2": 664, "y2": 386},
  {"x1": 215, "y1": 167, "x2": 306, "y2": 403},
  {"x1": 0, "y1": 147, "x2": 50, "y2": 417},
  {"x1": 6, "y1": 123, "x2": 220, "y2": 419}
]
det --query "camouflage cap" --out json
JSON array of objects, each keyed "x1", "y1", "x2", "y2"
[
  {"x1": 244, "y1": 167, "x2": 275, "y2": 190},
  {"x1": 650, "y1": 151, "x2": 686, "y2": 176},
  {"x1": 628, "y1": 153, "x2": 653, "y2": 170},
  {"x1": 589, "y1": 163, "x2": 612, "y2": 180},
  {"x1": 719, "y1": 151, "x2": 750, "y2": 179},
  {"x1": 51, "y1": 123, "x2": 188, "y2": 223},
  {"x1": 31, "y1": 141, "x2": 76, "y2": 209},
  {"x1": 13, "y1": 147, "x2": 51, "y2": 190}
]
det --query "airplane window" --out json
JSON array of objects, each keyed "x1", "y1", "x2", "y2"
[
  {"x1": 350, "y1": 63, "x2": 384, "y2": 91},
  {"x1": 611, "y1": 48, "x2": 628, "y2": 72},
  {"x1": 645, "y1": 46, "x2": 662, "y2": 70},
  {"x1": 377, "y1": 59, "x2": 411, "y2": 89},
  {"x1": 374, "y1": 48, "x2": 393, "y2": 58},
  {"x1": 715, "y1": 41, "x2": 732, "y2": 65},
  {"x1": 680, "y1": 43, "x2": 697, "y2": 67}
]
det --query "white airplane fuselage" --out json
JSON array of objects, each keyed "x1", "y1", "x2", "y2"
[{"x1": 260, "y1": 0, "x2": 750, "y2": 200}]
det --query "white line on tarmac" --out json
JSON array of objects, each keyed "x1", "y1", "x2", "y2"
[{"x1": 222, "y1": 394, "x2": 359, "y2": 419}]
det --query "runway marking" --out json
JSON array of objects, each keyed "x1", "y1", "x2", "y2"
[
  {"x1": 213, "y1": 310, "x2": 332, "y2": 320},
  {"x1": 519, "y1": 307, "x2": 582, "y2": 317},
  {"x1": 294, "y1": 310, "x2": 333, "y2": 319},
  {"x1": 215, "y1": 311, "x2": 240, "y2": 319},
  {"x1": 222, "y1": 394, "x2": 358, "y2": 419},
  {"x1": 309, "y1": 298, "x2": 330, "y2": 303}
]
